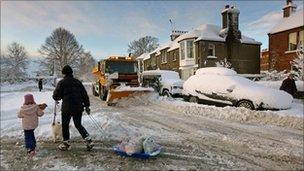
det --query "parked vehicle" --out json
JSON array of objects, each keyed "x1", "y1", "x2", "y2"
[
  {"x1": 142, "y1": 70, "x2": 183, "y2": 97},
  {"x1": 182, "y1": 67, "x2": 293, "y2": 110}
]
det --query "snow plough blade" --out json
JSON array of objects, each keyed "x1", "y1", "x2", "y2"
[{"x1": 106, "y1": 87, "x2": 154, "y2": 104}]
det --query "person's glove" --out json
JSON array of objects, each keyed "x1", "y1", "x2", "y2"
[{"x1": 85, "y1": 107, "x2": 91, "y2": 115}]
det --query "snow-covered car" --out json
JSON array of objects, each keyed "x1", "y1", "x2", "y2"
[
  {"x1": 142, "y1": 70, "x2": 183, "y2": 97},
  {"x1": 182, "y1": 67, "x2": 293, "y2": 110}
]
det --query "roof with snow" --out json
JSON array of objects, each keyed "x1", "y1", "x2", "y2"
[
  {"x1": 137, "y1": 52, "x2": 150, "y2": 60},
  {"x1": 175, "y1": 24, "x2": 261, "y2": 44},
  {"x1": 269, "y1": 9, "x2": 304, "y2": 34}
]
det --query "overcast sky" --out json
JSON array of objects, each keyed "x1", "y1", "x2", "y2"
[{"x1": 1, "y1": 0, "x2": 303, "y2": 60}]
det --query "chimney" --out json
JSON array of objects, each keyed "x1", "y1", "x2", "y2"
[
  {"x1": 225, "y1": 5, "x2": 242, "y2": 72},
  {"x1": 170, "y1": 30, "x2": 187, "y2": 41},
  {"x1": 283, "y1": 0, "x2": 297, "y2": 18},
  {"x1": 221, "y1": 5, "x2": 230, "y2": 29}
]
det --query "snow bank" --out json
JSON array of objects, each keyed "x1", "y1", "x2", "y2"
[
  {"x1": 116, "y1": 93, "x2": 303, "y2": 130},
  {"x1": 157, "y1": 99, "x2": 303, "y2": 130}
]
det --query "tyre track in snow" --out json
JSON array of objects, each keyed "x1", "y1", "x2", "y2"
[{"x1": 88, "y1": 92, "x2": 303, "y2": 169}]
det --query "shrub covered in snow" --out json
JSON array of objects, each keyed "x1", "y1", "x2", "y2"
[
  {"x1": 290, "y1": 43, "x2": 304, "y2": 81},
  {"x1": 260, "y1": 70, "x2": 289, "y2": 81}
]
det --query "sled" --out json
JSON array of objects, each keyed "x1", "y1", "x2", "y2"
[{"x1": 112, "y1": 145, "x2": 162, "y2": 159}]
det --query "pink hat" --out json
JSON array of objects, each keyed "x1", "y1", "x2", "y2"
[{"x1": 24, "y1": 94, "x2": 36, "y2": 105}]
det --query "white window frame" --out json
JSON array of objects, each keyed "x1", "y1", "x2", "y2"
[{"x1": 179, "y1": 39, "x2": 194, "y2": 61}]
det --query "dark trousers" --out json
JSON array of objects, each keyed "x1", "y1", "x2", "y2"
[
  {"x1": 24, "y1": 129, "x2": 36, "y2": 151},
  {"x1": 62, "y1": 112, "x2": 89, "y2": 141}
]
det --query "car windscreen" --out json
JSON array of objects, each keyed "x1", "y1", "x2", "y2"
[{"x1": 105, "y1": 61, "x2": 138, "y2": 74}]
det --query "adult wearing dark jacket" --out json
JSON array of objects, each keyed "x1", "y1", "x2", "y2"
[
  {"x1": 53, "y1": 65, "x2": 93, "y2": 151},
  {"x1": 38, "y1": 78, "x2": 43, "y2": 92},
  {"x1": 280, "y1": 74, "x2": 298, "y2": 98}
]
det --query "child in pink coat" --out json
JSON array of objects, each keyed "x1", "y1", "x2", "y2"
[{"x1": 18, "y1": 94, "x2": 47, "y2": 156}]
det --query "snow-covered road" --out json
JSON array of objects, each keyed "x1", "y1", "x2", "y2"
[{"x1": 1, "y1": 84, "x2": 303, "y2": 170}]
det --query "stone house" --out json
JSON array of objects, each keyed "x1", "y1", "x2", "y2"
[
  {"x1": 268, "y1": 0, "x2": 304, "y2": 71},
  {"x1": 140, "y1": 5, "x2": 261, "y2": 80}
]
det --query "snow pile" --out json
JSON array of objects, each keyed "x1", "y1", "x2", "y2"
[
  {"x1": 269, "y1": 9, "x2": 304, "y2": 34},
  {"x1": 156, "y1": 99, "x2": 303, "y2": 130},
  {"x1": 116, "y1": 93, "x2": 159, "y2": 107},
  {"x1": 113, "y1": 86, "x2": 154, "y2": 92}
]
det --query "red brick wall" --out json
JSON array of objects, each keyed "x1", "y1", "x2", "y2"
[
  {"x1": 260, "y1": 50, "x2": 269, "y2": 71},
  {"x1": 268, "y1": 26, "x2": 304, "y2": 71}
]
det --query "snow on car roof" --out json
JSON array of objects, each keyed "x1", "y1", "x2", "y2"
[
  {"x1": 269, "y1": 9, "x2": 304, "y2": 34},
  {"x1": 195, "y1": 67, "x2": 237, "y2": 76},
  {"x1": 143, "y1": 70, "x2": 179, "y2": 75}
]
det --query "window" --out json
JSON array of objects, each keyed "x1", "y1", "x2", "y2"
[
  {"x1": 180, "y1": 41, "x2": 185, "y2": 60},
  {"x1": 299, "y1": 30, "x2": 304, "y2": 45},
  {"x1": 288, "y1": 32, "x2": 297, "y2": 51},
  {"x1": 180, "y1": 40, "x2": 194, "y2": 60},
  {"x1": 186, "y1": 40, "x2": 194, "y2": 58},
  {"x1": 173, "y1": 51, "x2": 177, "y2": 61},
  {"x1": 207, "y1": 44, "x2": 215, "y2": 56},
  {"x1": 161, "y1": 52, "x2": 167, "y2": 63}
]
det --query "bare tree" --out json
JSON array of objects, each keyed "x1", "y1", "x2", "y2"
[
  {"x1": 128, "y1": 36, "x2": 159, "y2": 57},
  {"x1": 74, "y1": 51, "x2": 96, "y2": 80},
  {"x1": 1, "y1": 42, "x2": 28, "y2": 83},
  {"x1": 39, "y1": 27, "x2": 84, "y2": 76}
]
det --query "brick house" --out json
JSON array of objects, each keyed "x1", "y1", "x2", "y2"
[
  {"x1": 260, "y1": 49, "x2": 270, "y2": 71},
  {"x1": 140, "y1": 5, "x2": 261, "y2": 80},
  {"x1": 268, "y1": 0, "x2": 304, "y2": 71}
]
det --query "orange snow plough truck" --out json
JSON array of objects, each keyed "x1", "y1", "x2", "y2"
[{"x1": 92, "y1": 55, "x2": 153, "y2": 104}]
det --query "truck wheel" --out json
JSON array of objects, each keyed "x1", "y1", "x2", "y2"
[
  {"x1": 189, "y1": 96, "x2": 199, "y2": 103},
  {"x1": 162, "y1": 90, "x2": 171, "y2": 97},
  {"x1": 237, "y1": 100, "x2": 254, "y2": 110},
  {"x1": 92, "y1": 85, "x2": 98, "y2": 96}
]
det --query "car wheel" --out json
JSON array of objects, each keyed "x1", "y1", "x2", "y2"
[
  {"x1": 237, "y1": 100, "x2": 254, "y2": 110},
  {"x1": 162, "y1": 90, "x2": 171, "y2": 97},
  {"x1": 189, "y1": 96, "x2": 199, "y2": 103}
]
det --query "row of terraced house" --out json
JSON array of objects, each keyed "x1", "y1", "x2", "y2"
[
  {"x1": 137, "y1": 5, "x2": 262, "y2": 80},
  {"x1": 137, "y1": 0, "x2": 304, "y2": 80}
]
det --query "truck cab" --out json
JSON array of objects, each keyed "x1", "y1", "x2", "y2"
[{"x1": 92, "y1": 56, "x2": 139, "y2": 100}]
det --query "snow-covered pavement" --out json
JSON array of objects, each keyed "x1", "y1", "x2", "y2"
[{"x1": 0, "y1": 84, "x2": 303, "y2": 170}]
